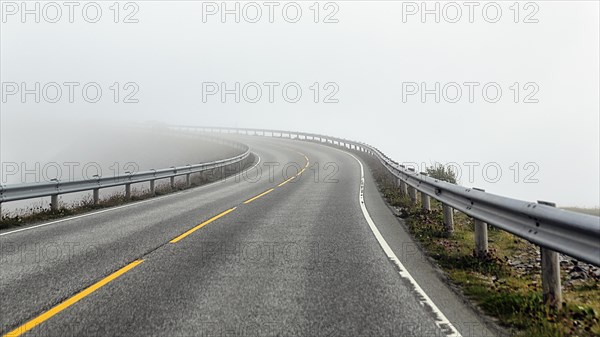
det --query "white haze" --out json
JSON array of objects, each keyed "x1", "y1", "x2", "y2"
[{"x1": 1, "y1": 1, "x2": 598, "y2": 207}]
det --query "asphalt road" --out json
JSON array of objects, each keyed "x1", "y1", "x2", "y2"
[{"x1": 0, "y1": 137, "x2": 498, "y2": 337}]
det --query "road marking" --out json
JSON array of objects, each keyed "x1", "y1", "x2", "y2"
[
  {"x1": 170, "y1": 207, "x2": 237, "y2": 243},
  {"x1": 277, "y1": 176, "x2": 295, "y2": 187},
  {"x1": 345, "y1": 152, "x2": 462, "y2": 337},
  {"x1": 2, "y1": 150, "x2": 308, "y2": 334},
  {"x1": 243, "y1": 189, "x2": 274, "y2": 204},
  {"x1": 3, "y1": 260, "x2": 144, "y2": 337},
  {"x1": 0, "y1": 154, "x2": 262, "y2": 238},
  {"x1": 2, "y1": 151, "x2": 315, "y2": 335}
]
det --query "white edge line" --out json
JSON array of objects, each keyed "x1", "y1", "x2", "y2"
[
  {"x1": 345, "y1": 151, "x2": 462, "y2": 337},
  {"x1": 0, "y1": 154, "x2": 262, "y2": 237}
]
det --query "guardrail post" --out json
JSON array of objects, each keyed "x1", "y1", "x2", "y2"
[
  {"x1": 50, "y1": 194, "x2": 59, "y2": 211},
  {"x1": 186, "y1": 173, "x2": 191, "y2": 187},
  {"x1": 407, "y1": 168, "x2": 417, "y2": 205},
  {"x1": 414, "y1": 177, "x2": 431, "y2": 211},
  {"x1": 538, "y1": 200, "x2": 562, "y2": 309},
  {"x1": 419, "y1": 172, "x2": 431, "y2": 211},
  {"x1": 398, "y1": 178, "x2": 408, "y2": 197},
  {"x1": 408, "y1": 185, "x2": 417, "y2": 205},
  {"x1": 421, "y1": 192, "x2": 430, "y2": 210},
  {"x1": 93, "y1": 188, "x2": 100, "y2": 205},
  {"x1": 125, "y1": 184, "x2": 131, "y2": 199},
  {"x1": 442, "y1": 204, "x2": 454, "y2": 235},
  {"x1": 472, "y1": 188, "x2": 488, "y2": 257},
  {"x1": 150, "y1": 180, "x2": 156, "y2": 196},
  {"x1": 170, "y1": 177, "x2": 175, "y2": 189}
]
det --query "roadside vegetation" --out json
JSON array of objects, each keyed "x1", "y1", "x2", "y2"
[
  {"x1": 0, "y1": 155, "x2": 256, "y2": 230},
  {"x1": 360, "y1": 153, "x2": 600, "y2": 337},
  {"x1": 562, "y1": 207, "x2": 600, "y2": 217}
]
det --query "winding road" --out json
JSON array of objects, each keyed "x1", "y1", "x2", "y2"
[{"x1": 0, "y1": 136, "x2": 498, "y2": 337}]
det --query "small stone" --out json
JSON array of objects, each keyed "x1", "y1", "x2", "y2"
[{"x1": 569, "y1": 266, "x2": 588, "y2": 280}]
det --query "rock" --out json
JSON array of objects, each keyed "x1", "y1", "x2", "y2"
[
  {"x1": 570, "y1": 272, "x2": 587, "y2": 280},
  {"x1": 569, "y1": 266, "x2": 588, "y2": 280}
]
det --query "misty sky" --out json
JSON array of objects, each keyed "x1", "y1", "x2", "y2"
[{"x1": 1, "y1": 1, "x2": 599, "y2": 207}]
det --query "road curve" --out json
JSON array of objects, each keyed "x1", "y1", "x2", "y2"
[{"x1": 0, "y1": 137, "x2": 497, "y2": 337}]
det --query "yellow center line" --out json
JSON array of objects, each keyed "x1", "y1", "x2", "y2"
[
  {"x1": 3, "y1": 260, "x2": 144, "y2": 337},
  {"x1": 277, "y1": 176, "x2": 295, "y2": 187},
  {"x1": 7, "y1": 152, "x2": 313, "y2": 337},
  {"x1": 170, "y1": 207, "x2": 237, "y2": 243},
  {"x1": 243, "y1": 188, "x2": 274, "y2": 204}
]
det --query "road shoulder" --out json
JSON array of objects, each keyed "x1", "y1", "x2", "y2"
[{"x1": 357, "y1": 153, "x2": 506, "y2": 337}]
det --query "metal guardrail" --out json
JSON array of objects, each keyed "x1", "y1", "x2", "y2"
[
  {"x1": 170, "y1": 125, "x2": 600, "y2": 269},
  {"x1": 1, "y1": 123, "x2": 597, "y2": 307},
  {"x1": 0, "y1": 134, "x2": 251, "y2": 209}
]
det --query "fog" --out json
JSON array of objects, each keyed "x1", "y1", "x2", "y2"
[
  {"x1": 1, "y1": 120, "x2": 239, "y2": 184},
  {"x1": 0, "y1": 119, "x2": 240, "y2": 211},
  {"x1": 1, "y1": 1, "x2": 598, "y2": 207}
]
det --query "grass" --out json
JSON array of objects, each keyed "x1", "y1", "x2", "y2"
[
  {"x1": 360, "y1": 153, "x2": 600, "y2": 337},
  {"x1": 0, "y1": 155, "x2": 256, "y2": 230}
]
